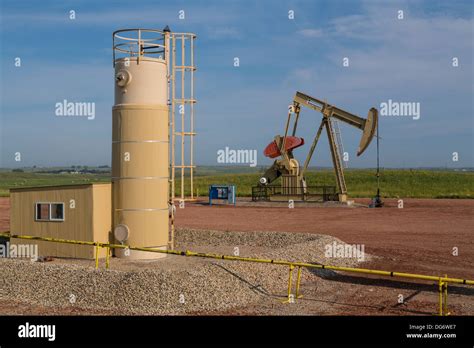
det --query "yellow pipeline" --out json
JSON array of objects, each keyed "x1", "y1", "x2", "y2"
[
  {"x1": 2, "y1": 232, "x2": 473, "y2": 286},
  {"x1": 2, "y1": 233, "x2": 97, "y2": 246}
]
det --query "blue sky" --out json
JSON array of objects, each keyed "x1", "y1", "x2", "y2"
[{"x1": 1, "y1": 0, "x2": 473, "y2": 168}]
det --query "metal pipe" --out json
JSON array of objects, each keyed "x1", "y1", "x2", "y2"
[
  {"x1": 444, "y1": 281, "x2": 448, "y2": 315},
  {"x1": 300, "y1": 118, "x2": 325, "y2": 180},
  {"x1": 190, "y1": 35, "x2": 195, "y2": 199},
  {"x1": 181, "y1": 34, "x2": 185, "y2": 200},
  {"x1": 171, "y1": 34, "x2": 176, "y2": 202},
  {"x1": 282, "y1": 264, "x2": 294, "y2": 303},
  {"x1": 105, "y1": 247, "x2": 110, "y2": 269},
  {"x1": 279, "y1": 110, "x2": 292, "y2": 157},
  {"x1": 295, "y1": 266, "x2": 303, "y2": 298},
  {"x1": 291, "y1": 106, "x2": 300, "y2": 136},
  {"x1": 439, "y1": 278, "x2": 443, "y2": 316},
  {"x1": 95, "y1": 243, "x2": 100, "y2": 270}
]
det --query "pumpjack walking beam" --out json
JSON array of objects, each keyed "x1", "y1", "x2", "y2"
[{"x1": 293, "y1": 92, "x2": 378, "y2": 156}]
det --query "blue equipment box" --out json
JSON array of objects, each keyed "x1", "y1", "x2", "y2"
[{"x1": 209, "y1": 185, "x2": 236, "y2": 206}]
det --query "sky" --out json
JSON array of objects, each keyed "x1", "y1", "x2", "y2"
[{"x1": 0, "y1": 0, "x2": 473, "y2": 168}]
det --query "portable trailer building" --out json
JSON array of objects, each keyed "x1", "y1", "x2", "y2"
[{"x1": 9, "y1": 183, "x2": 111, "y2": 259}]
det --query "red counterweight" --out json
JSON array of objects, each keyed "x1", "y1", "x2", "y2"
[{"x1": 263, "y1": 136, "x2": 305, "y2": 158}]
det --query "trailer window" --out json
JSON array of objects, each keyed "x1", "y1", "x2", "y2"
[
  {"x1": 50, "y1": 203, "x2": 65, "y2": 221},
  {"x1": 35, "y1": 203, "x2": 65, "y2": 222},
  {"x1": 36, "y1": 203, "x2": 50, "y2": 221}
]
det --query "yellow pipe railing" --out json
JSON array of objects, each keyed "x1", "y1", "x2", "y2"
[{"x1": 1, "y1": 232, "x2": 473, "y2": 315}]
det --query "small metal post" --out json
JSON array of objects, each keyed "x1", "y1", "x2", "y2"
[
  {"x1": 170, "y1": 205, "x2": 175, "y2": 250},
  {"x1": 282, "y1": 264, "x2": 295, "y2": 303},
  {"x1": 105, "y1": 246, "x2": 110, "y2": 269},
  {"x1": 295, "y1": 266, "x2": 303, "y2": 299},
  {"x1": 443, "y1": 275, "x2": 449, "y2": 316},
  {"x1": 95, "y1": 243, "x2": 100, "y2": 270},
  {"x1": 443, "y1": 282, "x2": 448, "y2": 315},
  {"x1": 438, "y1": 278, "x2": 443, "y2": 316}
]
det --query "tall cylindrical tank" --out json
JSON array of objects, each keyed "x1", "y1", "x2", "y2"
[{"x1": 112, "y1": 29, "x2": 169, "y2": 259}]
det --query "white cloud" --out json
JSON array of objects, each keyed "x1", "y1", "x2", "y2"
[
  {"x1": 287, "y1": 4, "x2": 473, "y2": 108},
  {"x1": 297, "y1": 28, "x2": 323, "y2": 38}
]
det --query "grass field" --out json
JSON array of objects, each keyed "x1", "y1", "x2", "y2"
[
  {"x1": 176, "y1": 169, "x2": 473, "y2": 199},
  {"x1": 0, "y1": 172, "x2": 109, "y2": 197},
  {"x1": 1, "y1": 169, "x2": 472, "y2": 199}
]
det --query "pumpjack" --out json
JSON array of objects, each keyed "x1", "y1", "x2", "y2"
[{"x1": 257, "y1": 91, "x2": 378, "y2": 202}]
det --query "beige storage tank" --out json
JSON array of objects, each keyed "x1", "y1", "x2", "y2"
[{"x1": 112, "y1": 29, "x2": 170, "y2": 259}]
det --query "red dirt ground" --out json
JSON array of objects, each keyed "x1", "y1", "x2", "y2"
[{"x1": 174, "y1": 198, "x2": 474, "y2": 280}]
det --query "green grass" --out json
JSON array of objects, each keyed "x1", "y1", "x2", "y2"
[
  {"x1": 1, "y1": 169, "x2": 472, "y2": 199},
  {"x1": 0, "y1": 172, "x2": 110, "y2": 197},
  {"x1": 175, "y1": 169, "x2": 474, "y2": 199}
]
